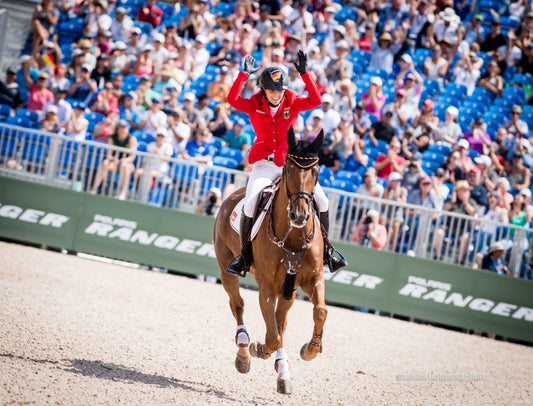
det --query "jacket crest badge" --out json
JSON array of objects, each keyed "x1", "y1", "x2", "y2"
[{"x1": 283, "y1": 110, "x2": 290, "y2": 120}]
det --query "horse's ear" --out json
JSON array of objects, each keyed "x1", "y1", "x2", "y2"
[
  {"x1": 287, "y1": 126, "x2": 297, "y2": 150},
  {"x1": 310, "y1": 129, "x2": 324, "y2": 153}
]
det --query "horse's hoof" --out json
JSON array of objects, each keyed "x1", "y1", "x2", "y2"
[
  {"x1": 249, "y1": 341, "x2": 270, "y2": 359},
  {"x1": 300, "y1": 343, "x2": 317, "y2": 361},
  {"x1": 235, "y1": 345, "x2": 251, "y2": 374},
  {"x1": 277, "y1": 371, "x2": 293, "y2": 395},
  {"x1": 235, "y1": 356, "x2": 251, "y2": 373}
]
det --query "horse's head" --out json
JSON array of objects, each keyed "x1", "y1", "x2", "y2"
[{"x1": 284, "y1": 126, "x2": 324, "y2": 228}]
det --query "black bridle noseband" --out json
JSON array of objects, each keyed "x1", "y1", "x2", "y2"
[{"x1": 284, "y1": 154, "x2": 319, "y2": 215}]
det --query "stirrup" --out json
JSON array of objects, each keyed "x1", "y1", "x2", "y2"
[
  {"x1": 226, "y1": 255, "x2": 249, "y2": 277},
  {"x1": 326, "y1": 248, "x2": 347, "y2": 273}
]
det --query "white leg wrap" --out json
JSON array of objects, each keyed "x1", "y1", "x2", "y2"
[
  {"x1": 276, "y1": 348, "x2": 289, "y2": 374},
  {"x1": 236, "y1": 325, "x2": 249, "y2": 345}
]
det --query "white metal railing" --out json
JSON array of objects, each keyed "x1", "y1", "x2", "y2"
[{"x1": 0, "y1": 123, "x2": 531, "y2": 277}]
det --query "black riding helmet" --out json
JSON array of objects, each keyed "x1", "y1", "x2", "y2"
[{"x1": 258, "y1": 67, "x2": 288, "y2": 91}]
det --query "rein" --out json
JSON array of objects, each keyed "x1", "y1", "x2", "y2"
[{"x1": 267, "y1": 154, "x2": 319, "y2": 276}]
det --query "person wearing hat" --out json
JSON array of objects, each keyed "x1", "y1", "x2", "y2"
[
  {"x1": 209, "y1": 31, "x2": 240, "y2": 67},
  {"x1": 110, "y1": 6, "x2": 134, "y2": 43},
  {"x1": 25, "y1": 70, "x2": 54, "y2": 114},
  {"x1": 61, "y1": 101, "x2": 89, "y2": 141},
  {"x1": 0, "y1": 65, "x2": 23, "y2": 109},
  {"x1": 181, "y1": 92, "x2": 206, "y2": 131},
  {"x1": 138, "y1": 95, "x2": 167, "y2": 136},
  {"x1": 502, "y1": 104, "x2": 529, "y2": 139},
  {"x1": 382, "y1": 171, "x2": 407, "y2": 252},
  {"x1": 455, "y1": 138, "x2": 474, "y2": 174},
  {"x1": 324, "y1": 39, "x2": 353, "y2": 83},
  {"x1": 151, "y1": 33, "x2": 170, "y2": 71},
  {"x1": 67, "y1": 63, "x2": 98, "y2": 105},
  {"x1": 132, "y1": 44, "x2": 154, "y2": 77},
  {"x1": 360, "y1": 76, "x2": 386, "y2": 121},
  {"x1": 91, "y1": 118, "x2": 138, "y2": 200},
  {"x1": 480, "y1": 19, "x2": 506, "y2": 54},
  {"x1": 140, "y1": 127, "x2": 174, "y2": 181},
  {"x1": 397, "y1": 69, "x2": 424, "y2": 121},
  {"x1": 382, "y1": 89, "x2": 409, "y2": 134},
  {"x1": 481, "y1": 241, "x2": 510, "y2": 275},
  {"x1": 434, "y1": 105, "x2": 461, "y2": 145},
  {"x1": 227, "y1": 51, "x2": 347, "y2": 275},
  {"x1": 519, "y1": 188, "x2": 533, "y2": 221},
  {"x1": 153, "y1": 64, "x2": 181, "y2": 96},
  {"x1": 191, "y1": 35, "x2": 210, "y2": 81},
  {"x1": 119, "y1": 91, "x2": 142, "y2": 131},
  {"x1": 411, "y1": 99, "x2": 438, "y2": 144},
  {"x1": 434, "y1": 7, "x2": 460, "y2": 45},
  {"x1": 467, "y1": 166, "x2": 488, "y2": 207},
  {"x1": 138, "y1": 0, "x2": 163, "y2": 28},
  {"x1": 451, "y1": 50, "x2": 481, "y2": 97},
  {"x1": 76, "y1": 38, "x2": 97, "y2": 71},
  {"x1": 307, "y1": 93, "x2": 341, "y2": 135},
  {"x1": 126, "y1": 27, "x2": 145, "y2": 58},
  {"x1": 224, "y1": 117, "x2": 251, "y2": 167},
  {"x1": 166, "y1": 106, "x2": 191, "y2": 157},
  {"x1": 334, "y1": 78, "x2": 356, "y2": 118},
  {"x1": 463, "y1": 117, "x2": 491, "y2": 155},
  {"x1": 369, "y1": 30, "x2": 404, "y2": 75},
  {"x1": 434, "y1": 180, "x2": 478, "y2": 262},
  {"x1": 39, "y1": 104, "x2": 61, "y2": 133},
  {"x1": 196, "y1": 186, "x2": 223, "y2": 217}
]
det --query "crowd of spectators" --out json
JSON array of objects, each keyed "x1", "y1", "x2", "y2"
[{"x1": 1, "y1": 0, "x2": 533, "y2": 271}]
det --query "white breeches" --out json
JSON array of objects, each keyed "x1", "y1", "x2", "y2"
[{"x1": 243, "y1": 159, "x2": 329, "y2": 217}]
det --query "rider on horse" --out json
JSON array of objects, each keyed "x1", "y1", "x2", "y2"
[{"x1": 226, "y1": 51, "x2": 347, "y2": 276}]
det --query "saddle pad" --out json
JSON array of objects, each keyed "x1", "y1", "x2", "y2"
[{"x1": 230, "y1": 194, "x2": 275, "y2": 241}]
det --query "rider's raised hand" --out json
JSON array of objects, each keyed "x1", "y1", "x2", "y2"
[
  {"x1": 243, "y1": 55, "x2": 258, "y2": 75},
  {"x1": 293, "y1": 50, "x2": 308, "y2": 75}
]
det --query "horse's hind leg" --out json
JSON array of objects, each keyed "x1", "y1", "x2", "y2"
[
  {"x1": 220, "y1": 262, "x2": 251, "y2": 373},
  {"x1": 299, "y1": 275, "x2": 328, "y2": 361}
]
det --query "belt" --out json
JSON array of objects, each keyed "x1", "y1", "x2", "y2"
[{"x1": 264, "y1": 156, "x2": 274, "y2": 162}]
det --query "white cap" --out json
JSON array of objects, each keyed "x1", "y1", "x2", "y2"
[
  {"x1": 141, "y1": 44, "x2": 154, "y2": 52},
  {"x1": 272, "y1": 48, "x2": 284, "y2": 57},
  {"x1": 310, "y1": 109, "x2": 324, "y2": 119},
  {"x1": 446, "y1": 106, "x2": 459, "y2": 117},
  {"x1": 322, "y1": 93, "x2": 334, "y2": 104},
  {"x1": 474, "y1": 155, "x2": 492, "y2": 167},
  {"x1": 209, "y1": 187, "x2": 222, "y2": 198},
  {"x1": 325, "y1": 6, "x2": 337, "y2": 13},
  {"x1": 400, "y1": 54, "x2": 412, "y2": 64},
  {"x1": 389, "y1": 172, "x2": 403, "y2": 182},
  {"x1": 456, "y1": 138, "x2": 470, "y2": 149},
  {"x1": 45, "y1": 104, "x2": 58, "y2": 114},
  {"x1": 370, "y1": 76, "x2": 383, "y2": 87},
  {"x1": 333, "y1": 25, "x2": 346, "y2": 36},
  {"x1": 156, "y1": 127, "x2": 168, "y2": 136},
  {"x1": 113, "y1": 41, "x2": 127, "y2": 50},
  {"x1": 335, "y1": 39, "x2": 349, "y2": 49},
  {"x1": 196, "y1": 35, "x2": 207, "y2": 44},
  {"x1": 520, "y1": 188, "x2": 532, "y2": 197},
  {"x1": 81, "y1": 63, "x2": 92, "y2": 72},
  {"x1": 153, "y1": 33, "x2": 165, "y2": 43},
  {"x1": 130, "y1": 27, "x2": 142, "y2": 35},
  {"x1": 183, "y1": 92, "x2": 196, "y2": 102},
  {"x1": 242, "y1": 23, "x2": 252, "y2": 32}
]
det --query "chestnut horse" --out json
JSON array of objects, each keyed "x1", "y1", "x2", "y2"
[{"x1": 214, "y1": 128, "x2": 327, "y2": 394}]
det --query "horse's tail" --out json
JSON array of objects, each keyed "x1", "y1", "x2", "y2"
[{"x1": 282, "y1": 273, "x2": 296, "y2": 301}]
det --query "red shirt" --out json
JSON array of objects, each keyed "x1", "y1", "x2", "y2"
[
  {"x1": 27, "y1": 84, "x2": 54, "y2": 113},
  {"x1": 376, "y1": 154, "x2": 406, "y2": 179},
  {"x1": 137, "y1": 4, "x2": 163, "y2": 28},
  {"x1": 227, "y1": 71, "x2": 321, "y2": 166}
]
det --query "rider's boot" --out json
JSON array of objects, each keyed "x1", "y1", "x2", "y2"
[
  {"x1": 319, "y1": 211, "x2": 347, "y2": 273},
  {"x1": 227, "y1": 213, "x2": 254, "y2": 277}
]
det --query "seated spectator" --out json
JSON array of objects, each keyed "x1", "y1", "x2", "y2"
[
  {"x1": 345, "y1": 135, "x2": 369, "y2": 173},
  {"x1": 196, "y1": 94, "x2": 214, "y2": 124},
  {"x1": 90, "y1": 81, "x2": 118, "y2": 117},
  {"x1": 381, "y1": 171, "x2": 407, "y2": 252},
  {"x1": 67, "y1": 49, "x2": 85, "y2": 82},
  {"x1": 467, "y1": 166, "x2": 488, "y2": 208},
  {"x1": 30, "y1": 0, "x2": 59, "y2": 53},
  {"x1": 91, "y1": 54, "x2": 112, "y2": 88},
  {"x1": 399, "y1": 126, "x2": 418, "y2": 160},
  {"x1": 394, "y1": 54, "x2": 414, "y2": 87},
  {"x1": 434, "y1": 106, "x2": 461, "y2": 145},
  {"x1": 209, "y1": 32, "x2": 240, "y2": 67},
  {"x1": 382, "y1": 89, "x2": 409, "y2": 133},
  {"x1": 153, "y1": 66, "x2": 181, "y2": 96},
  {"x1": 412, "y1": 99, "x2": 439, "y2": 132},
  {"x1": 125, "y1": 27, "x2": 144, "y2": 58},
  {"x1": 39, "y1": 105, "x2": 61, "y2": 133},
  {"x1": 83, "y1": 0, "x2": 112, "y2": 39},
  {"x1": 411, "y1": 122, "x2": 433, "y2": 154},
  {"x1": 191, "y1": 36, "x2": 210, "y2": 81},
  {"x1": 61, "y1": 101, "x2": 89, "y2": 141},
  {"x1": 477, "y1": 190, "x2": 508, "y2": 243},
  {"x1": 138, "y1": 0, "x2": 163, "y2": 29},
  {"x1": 333, "y1": 78, "x2": 356, "y2": 118},
  {"x1": 110, "y1": 6, "x2": 134, "y2": 44},
  {"x1": 367, "y1": 111, "x2": 396, "y2": 147},
  {"x1": 25, "y1": 70, "x2": 54, "y2": 113},
  {"x1": 433, "y1": 7, "x2": 461, "y2": 45},
  {"x1": 90, "y1": 119, "x2": 138, "y2": 200},
  {"x1": 521, "y1": 188, "x2": 533, "y2": 221},
  {"x1": 356, "y1": 167, "x2": 384, "y2": 214},
  {"x1": 375, "y1": 138, "x2": 406, "y2": 180},
  {"x1": 77, "y1": 38, "x2": 97, "y2": 71},
  {"x1": 481, "y1": 241, "x2": 510, "y2": 275},
  {"x1": 351, "y1": 209, "x2": 388, "y2": 250},
  {"x1": 182, "y1": 92, "x2": 206, "y2": 132},
  {"x1": 478, "y1": 61, "x2": 503, "y2": 98},
  {"x1": 178, "y1": 2, "x2": 204, "y2": 40},
  {"x1": 369, "y1": 31, "x2": 402, "y2": 75},
  {"x1": 132, "y1": 44, "x2": 154, "y2": 77},
  {"x1": 508, "y1": 193, "x2": 531, "y2": 232},
  {"x1": 480, "y1": 19, "x2": 506, "y2": 54},
  {"x1": 95, "y1": 30, "x2": 113, "y2": 56},
  {"x1": 517, "y1": 42, "x2": 533, "y2": 75},
  {"x1": 402, "y1": 152, "x2": 425, "y2": 194},
  {"x1": 50, "y1": 63, "x2": 70, "y2": 93},
  {"x1": 451, "y1": 51, "x2": 481, "y2": 96},
  {"x1": 0, "y1": 65, "x2": 23, "y2": 109},
  {"x1": 139, "y1": 96, "x2": 167, "y2": 136},
  {"x1": 119, "y1": 91, "x2": 142, "y2": 131},
  {"x1": 502, "y1": 104, "x2": 529, "y2": 139},
  {"x1": 360, "y1": 76, "x2": 386, "y2": 121},
  {"x1": 474, "y1": 154, "x2": 498, "y2": 192},
  {"x1": 463, "y1": 13, "x2": 486, "y2": 46},
  {"x1": 454, "y1": 138, "x2": 474, "y2": 174},
  {"x1": 182, "y1": 126, "x2": 216, "y2": 164},
  {"x1": 307, "y1": 94, "x2": 341, "y2": 135},
  {"x1": 303, "y1": 109, "x2": 324, "y2": 141},
  {"x1": 407, "y1": 175, "x2": 439, "y2": 210},
  {"x1": 495, "y1": 177, "x2": 514, "y2": 211},
  {"x1": 41, "y1": 85, "x2": 71, "y2": 126},
  {"x1": 151, "y1": 33, "x2": 169, "y2": 72},
  {"x1": 206, "y1": 66, "x2": 231, "y2": 108},
  {"x1": 423, "y1": 45, "x2": 449, "y2": 86},
  {"x1": 208, "y1": 104, "x2": 233, "y2": 139},
  {"x1": 397, "y1": 70, "x2": 424, "y2": 122},
  {"x1": 432, "y1": 167, "x2": 450, "y2": 209},
  {"x1": 224, "y1": 116, "x2": 251, "y2": 156},
  {"x1": 434, "y1": 180, "x2": 478, "y2": 262},
  {"x1": 166, "y1": 107, "x2": 191, "y2": 157},
  {"x1": 353, "y1": 101, "x2": 373, "y2": 138},
  {"x1": 67, "y1": 64, "x2": 98, "y2": 104},
  {"x1": 94, "y1": 110, "x2": 119, "y2": 143},
  {"x1": 110, "y1": 41, "x2": 129, "y2": 76},
  {"x1": 139, "y1": 127, "x2": 174, "y2": 181},
  {"x1": 331, "y1": 116, "x2": 357, "y2": 161},
  {"x1": 506, "y1": 152, "x2": 531, "y2": 193},
  {"x1": 324, "y1": 39, "x2": 353, "y2": 82},
  {"x1": 440, "y1": 149, "x2": 464, "y2": 184}
]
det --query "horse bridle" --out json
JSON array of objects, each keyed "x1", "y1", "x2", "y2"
[{"x1": 283, "y1": 154, "x2": 320, "y2": 215}]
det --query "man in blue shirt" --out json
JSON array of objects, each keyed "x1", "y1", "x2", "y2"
[{"x1": 182, "y1": 127, "x2": 216, "y2": 164}]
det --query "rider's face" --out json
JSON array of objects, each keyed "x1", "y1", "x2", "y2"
[{"x1": 264, "y1": 89, "x2": 285, "y2": 106}]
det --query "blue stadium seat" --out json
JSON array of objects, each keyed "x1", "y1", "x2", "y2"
[
  {"x1": 219, "y1": 147, "x2": 244, "y2": 163},
  {"x1": 428, "y1": 142, "x2": 452, "y2": 155},
  {"x1": 422, "y1": 151, "x2": 446, "y2": 164},
  {"x1": 136, "y1": 141, "x2": 148, "y2": 152},
  {"x1": 330, "y1": 179, "x2": 357, "y2": 193},
  {"x1": 132, "y1": 131, "x2": 156, "y2": 144},
  {"x1": 5, "y1": 116, "x2": 34, "y2": 128},
  {"x1": 334, "y1": 7, "x2": 358, "y2": 24},
  {"x1": 15, "y1": 108, "x2": 40, "y2": 123},
  {"x1": 213, "y1": 156, "x2": 238, "y2": 169},
  {"x1": 212, "y1": 2, "x2": 235, "y2": 17},
  {"x1": 134, "y1": 21, "x2": 154, "y2": 36},
  {"x1": 0, "y1": 103, "x2": 11, "y2": 120},
  {"x1": 319, "y1": 165, "x2": 334, "y2": 187},
  {"x1": 201, "y1": 167, "x2": 230, "y2": 193},
  {"x1": 336, "y1": 170, "x2": 362, "y2": 186}
]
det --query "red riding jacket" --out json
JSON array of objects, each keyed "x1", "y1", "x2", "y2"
[{"x1": 227, "y1": 71, "x2": 322, "y2": 167}]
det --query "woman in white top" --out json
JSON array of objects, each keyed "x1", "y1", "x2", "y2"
[
  {"x1": 424, "y1": 46, "x2": 449, "y2": 86},
  {"x1": 434, "y1": 106, "x2": 462, "y2": 145},
  {"x1": 62, "y1": 102, "x2": 88, "y2": 141}
]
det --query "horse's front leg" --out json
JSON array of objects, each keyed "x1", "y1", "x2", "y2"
[
  {"x1": 250, "y1": 285, "x2": 279, "y2": 360},
  {"x1": 300, "y1": 273, "x2": 328, "y2": 361},
  {"x1": 274, "y1": 296, "x2": 294, "y2": 394}
]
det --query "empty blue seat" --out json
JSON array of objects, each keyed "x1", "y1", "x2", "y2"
[
  {"x1": 0, "y1": 103, "x2": 11, "y2": 120},
  {"x1": 330, "y1": 179, "x2": 357, "y2": 193},
  {"x1": 5, "y1": 116, "x2": 34, "y2": 128},
  {"x1": 15, "y1": 108, "x2": 40, "y2": 123},
  {"x1": 428, "y1": 142, "x2": 452, "y2": 155},
  {"x1": 219, "y1": 147, "x2": 243, "y2": 163},
  {"x1": 212, "y1": 1, "x2": 235, "y2": 17},
  {"x1": 334, "y1": 7, "x2": 358, "y2": 24},
  {"x1": 336, "y1": 170, "x2": 362, "y2": 186},
  {"x1": 213, "y1": 156, "x2": 238, "y2": 169}
]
